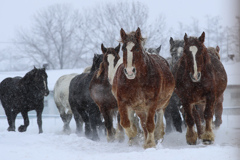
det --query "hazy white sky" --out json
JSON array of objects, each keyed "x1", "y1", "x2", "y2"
[{"x1": 0, "y1": 0, "x2": 239, "y2": 46}]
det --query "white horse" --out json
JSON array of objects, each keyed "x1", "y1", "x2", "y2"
[{"x1": 54, "y1": 73, "x2": 83, "y2": 133}]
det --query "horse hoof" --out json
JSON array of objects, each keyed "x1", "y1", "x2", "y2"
[
  {"x1": 203, "y1": 140, "x2": 213, "y2": 145},
  {"x1": 18, "y1": 125, "x2": 27, "y2": 132},
  {"x1": 7, "y1": 127, "x2": 15, "y2": 132},
  {"x1": 128, "y1": 138, "x2": 134, "y2": 146},
  {"x1": 157, "y1": 138, "x2": 164, "y2": 144},
  {"x1": 187, "y1": 141, "x2": 197, "y2": 145},
  {"x1": 91, "y1": 136, "x2": 100, "y2": 142}
]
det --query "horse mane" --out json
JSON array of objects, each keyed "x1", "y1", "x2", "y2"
[
  {"x1": 97, "y1": 62, "x2": 105, "y2": 78},
  {"x1": 19, "y1": 68, "x2": 36, "y2": 85},
  {"x1": 90, "y1": 54, "x2": 103, "y2": 73},
  {"x1": 119, "y1": 31, "x2": 147, "y2": 46}
]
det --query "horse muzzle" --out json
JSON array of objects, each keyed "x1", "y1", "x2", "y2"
[
  {"x1": 189, "y1": 72, "x2": 201, "y2": 82},
  {"x1": 45, "y1": 90, "x2": 49, "y2": 96},
  {"x1": 124, "y1": 67, "x2": 136, "y2": 79}
]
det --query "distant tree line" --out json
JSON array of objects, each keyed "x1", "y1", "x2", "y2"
[{"x1": 0, "y1": 1, "x2": 239, "y2": 71}]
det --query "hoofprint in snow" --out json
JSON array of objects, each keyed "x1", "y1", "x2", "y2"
[{"x1": 0, "y1": 115, "x2": 239, "y2": 160}]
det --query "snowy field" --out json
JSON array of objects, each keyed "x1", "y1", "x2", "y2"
[{"x1": 0, "y1": 115, "x2": 239, "y2": 160}]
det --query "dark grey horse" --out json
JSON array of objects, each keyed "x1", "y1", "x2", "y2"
[
  {"x1": 164, "y1": 38, "x2": 185, "y2": 133},
  {"x1": 0, "y1": 67, "x2": 49, "y2": 133},
  {"x1": 69, "y1": 54, "x2": 104, "y2": 141}
]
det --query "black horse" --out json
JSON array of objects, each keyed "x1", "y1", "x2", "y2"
[
  {"x1": 69, "y1": 54, "x2": 104, "y2": 141},
  {"x1": 164, "y1": 37, "x2": 185, "y2": 133},
  {"x1": 0, "y1": 67, "x2": 49, "y2": 133}
]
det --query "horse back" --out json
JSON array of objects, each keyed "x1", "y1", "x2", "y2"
[
  {"x1": 54, "y1": 73, "x2": 78, "y2": 112},
  {"x1": 209, "y1": 54, "x2": 227, "y2": 97},
  {"x1": 149, "y1": 54, "x2": 175, "y2": 95},
  {"x1": 0, "y1": 77, "x2": 21, "y2": 107},
  {"x1": 69, "y1": 73, "x2": 92, "y2": 106}
]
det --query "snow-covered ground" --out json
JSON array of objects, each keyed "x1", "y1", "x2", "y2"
[{"x1": 0, "y1": 115, "x2": 239, "y2": 160}]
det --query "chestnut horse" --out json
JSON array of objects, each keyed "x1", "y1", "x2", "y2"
[
  {"x1": 112, "y1": 28, "x2": 175, "y2": 149},
  {"x1": 172, "y1": 32, "x2": 227, "y2": 145},
  {"x1": 89, "y1": 43, "x2": 125, "y2": 142},
  {"x1": 195, "y1": 46, "x2": 224, "y2": 128}
]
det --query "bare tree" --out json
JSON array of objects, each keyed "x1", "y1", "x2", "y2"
[
  {"x1": 15, "y1": 4, "x2": 88, "y2": 69},
  {"x1": 82, "y1": 1, "x2": 168, "y2": 56},
  {"x1": 231, "y1": 16, "x2": 240, "y2": 60}
]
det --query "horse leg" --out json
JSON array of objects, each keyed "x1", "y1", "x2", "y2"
[
  {"x1": 88, "y1": 104, "x2": 101, "y2": 141},
  {"x1": 201, "y1": 96, "x2": 215, "y2": 144},
  {"x1": 18, "y1": 111, "x2": 29, "y2": 132},
  {"x1": 133, "y1": 112, "x2": 143, "y2": 140},
  {"x1": 66, "y1": 110, "x2": 73, "y2": 132},
  {"x1": 195, "y1": 104, "x2": 205, "y2": 124},
  {"x1": 214, "y1": 96, "x2": 223, "y2": 129},
  {"x1": 135, "y1": 111, "x2": 147, "y2": 143},
  {"x1": 171, "y1": 102, "x2": 182, "y2": 133},
  {"x1": 118, "y1": 103, "x2": 137, "y2": 146},
  {"x1": 4, "y1": 107, "x2": 16, "y2": 131},
  {"x1": 115, "y1": 112, "x2": 125, "y2": 143},
  {"x1": 164, "y1": 104, "x2": 173, "y2": 133},
  {"x1": 36, "y1": 108, "x2": 43, "y2": 134},
  {"x1": 193, "y1": 105, "x2": 203, "y2": 139},
  {"x1": 101, "y1": 108, "x2": 115, "y2": 142},
  {"x1": 154, "y1": 109, "x2": 165, "y2": 144},
  {"x1": 144, "y1": 106, "x2": 156, "y2": 149},
  {"x1": 184, "y1": 103, "x2": 198, "y2": 145},
  {"x1": 76, "y1": 108, "x2": 89, "y2": 136}
]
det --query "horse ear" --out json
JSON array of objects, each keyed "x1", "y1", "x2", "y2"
[
  {"x1": 156, "y1": 45, "x2": 161, "y2": 55},
  {"x1": 101, "y1": 43, "x2": 107, "y2": 54},
  {"x1": 216, "y1": 46, "x2": 220, "y2": 53},
  {"x1": 120, "y1": 28, "x2": 127, "y2": 41},
  {"x1": 135, "y1": 27, "x2": 142, "y2": 40},
  {"x1": 199, "y1": 32, "x2": 205, "y2": 43},
  {"x1": 184, "y1": 33, "x2": 188, "y2": 42},
  {"x1": 115, "y1": 43, "x2": 121, "y2": 54},
  {"x1": 170, "y1": 37, "x2": 174, "y2": 46},
  {"x1": 34, "y1": 66, "x2": 37, "y2": 70}
]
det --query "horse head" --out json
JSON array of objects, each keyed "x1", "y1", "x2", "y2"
[
  {"x1": 183, "y1": 32, "x2": 207, "y2": 83},
  {"x1": 145, "y1": 45, "x2": 161, "y2": 55},
  {"x1": 98, "y1": 43, "x2": 121, "y2": 83},
  {"x1": 120, "y1": 27, "x2": 146, "y2": 79},
  {"x1": 22, "y1": 67, "x2": 49, "y2": 96},
  {"x1": 169, "y1": 37, "x2": 184, "y2": 66},
  {"x1": 90, "y1": 54, "x2": 104, "y2": 73},
  {"x1": 207, "y1": 46, "x2": 221, "y2": 60},
  {"x1": 34, "y1": 67, "x2": 49, "y2": 96}
]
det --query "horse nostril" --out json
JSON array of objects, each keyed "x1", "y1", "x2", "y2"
[
  {"x1": 132, "y1": 68, "x2": 136, "y2": 73},
  {"x1": 198, "y1": 72, "x2": 201, "y2": 79},
  {"x1": 124, "y1": 68, "x2": 127, "y2": 75}
]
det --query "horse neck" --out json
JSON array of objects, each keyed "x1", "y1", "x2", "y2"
[{"x1": 134, "y1": 51, "x2": 149, "y2": 77}]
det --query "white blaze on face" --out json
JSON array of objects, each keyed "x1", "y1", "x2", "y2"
[
  {"x1": 177, "y1": 47, "x2": 183, "y2": 56},
  {"x1": 126, "y1": 42, "x2": 135, "y2": 74},
  {"x1": 107, "y1": 54, "x2": 115, "y2": 84},
  {"x1": 107, "y1": 55, "x2": 123, "y2": 85},
  {"x1": 189, "y1": 46, "x2": 198, "y2": 79}
]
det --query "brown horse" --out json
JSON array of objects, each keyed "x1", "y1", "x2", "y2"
[
  {"x1": 172, "y1": 32, "x2": 227, "y2": 145},
  {"x1": 112, "y1": 28, "x2": 175, "y2": 149},
  {"x1": 196, "y1": 46, "x2": 224, "y2": 128},
  {"x1": 89, "y1": 43, "x2": 125, "y2": 142}
]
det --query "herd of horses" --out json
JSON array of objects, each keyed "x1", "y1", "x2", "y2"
[{"x1": 0, "y1": 27, "x2": 227, "y2": 149}]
